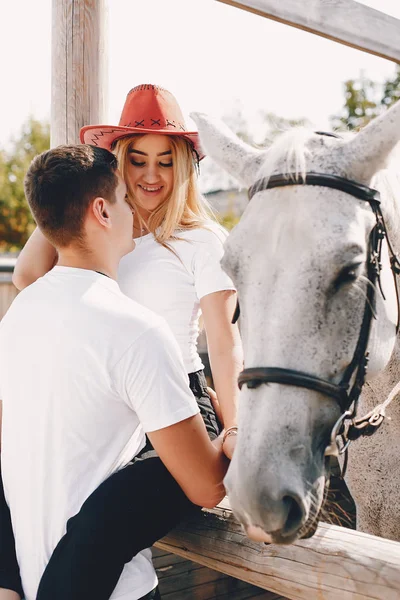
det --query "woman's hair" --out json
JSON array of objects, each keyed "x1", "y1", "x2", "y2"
[{"x1": 114, "y1": 135, "x2": 215, "y2": 245}]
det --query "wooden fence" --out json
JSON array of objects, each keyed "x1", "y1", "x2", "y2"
[
  {"x1": 156, "y1": 499, "x2": 400, "y2": 600},
  {"x1": 0, "y1": 260, "x2": 18, "y2": 320}
]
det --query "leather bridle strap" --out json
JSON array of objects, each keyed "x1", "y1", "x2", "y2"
[
  {"x1": 238, "y1": 367, "x2": 349, "y2": 412},
  {"x1": 248, "y1": 172, "x2": 381, "y2": 203}
]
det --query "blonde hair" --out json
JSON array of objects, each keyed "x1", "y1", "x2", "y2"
[{"x1": 114, "y1": 135, "x2": 214, "y2": 245}]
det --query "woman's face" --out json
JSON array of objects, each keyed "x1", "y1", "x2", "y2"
[{"x1": 125, "y1": 134, "x2": 174, "y2": 213}]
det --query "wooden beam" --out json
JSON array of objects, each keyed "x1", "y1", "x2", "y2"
[
  {"x1": 155, "y1": 501, "x2": 400, "y2": 600},
  {"x1": 216, "y1": 0, "x2": 400, "y2": 63},
  {"x1": 51, "y1": 0, "x2": 108, "y2": 146}
]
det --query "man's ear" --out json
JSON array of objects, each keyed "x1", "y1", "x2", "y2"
[{"x1": 92, "y1": 197, "x2": 112, "y2": 228}]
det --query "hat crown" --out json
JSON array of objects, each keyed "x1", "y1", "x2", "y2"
[{"x1": 119, "y1": 84, "x2": 187, "y2": 133}]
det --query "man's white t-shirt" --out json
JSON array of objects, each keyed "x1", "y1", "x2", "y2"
[
  {"x1": 0, "y1": 267, "x2": 199, "y2": 600},
  {"x1": 118, "y1": 222, "x2": 235, "y2": 374}
]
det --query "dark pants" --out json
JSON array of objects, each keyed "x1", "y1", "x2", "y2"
[
  {"x1": 0, "y1": 370, "x2": 219, "y2": 600},
  {"x1": 141, "y1": 588, "x2": 161, "y2": 600}
]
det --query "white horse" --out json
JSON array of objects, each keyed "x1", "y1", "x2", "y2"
[{"x1": 191, "y1": 101, "x2": 400, "y2": 544}]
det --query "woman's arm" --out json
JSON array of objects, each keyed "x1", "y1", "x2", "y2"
[
  {"x1": 201, "y1": 289, "x2": 243, "y2": 444},
  {"x1": 12, "y1": 228, "x2": 57, "y2": 291},
  {"x1": 0, "y1": 590, "x2": 21, "y2": 600}
]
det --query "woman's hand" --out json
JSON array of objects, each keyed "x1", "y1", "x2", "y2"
[{"x1": 208, "y1": 388, "x2": 237, "y2": 459}]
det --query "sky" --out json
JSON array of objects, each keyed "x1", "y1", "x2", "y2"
[{"x1": 0, "y1": 0, "x2": 399, "y2": 148}]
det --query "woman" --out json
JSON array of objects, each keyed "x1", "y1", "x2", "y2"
[{"x1": 1, "y1": 85, "x2": 242, "y2": 600}]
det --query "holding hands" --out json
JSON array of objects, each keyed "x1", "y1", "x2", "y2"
[{"x1": 207, "y1": 387, "x2": 238, "y2": 460}]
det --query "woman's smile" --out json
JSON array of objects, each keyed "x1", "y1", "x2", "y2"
[
  {"x1": 138, "y1": 184, "x2": 164, "y2": 196},
  {"x1": 126, "y1": 134, "x2": 174, "y2": 211}
]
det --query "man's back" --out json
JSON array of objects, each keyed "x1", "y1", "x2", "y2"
[{"x1": 0, "y1": 266, "x2": 198, "y2": 599}]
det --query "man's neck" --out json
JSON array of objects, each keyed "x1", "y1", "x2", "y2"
[{"x1": 57, "y1": 249, "x2": 118, "y2": 281}]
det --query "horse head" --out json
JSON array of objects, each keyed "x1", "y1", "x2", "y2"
[{"x1": 192, "y1": 102, "x2": 400, "y2": 544}]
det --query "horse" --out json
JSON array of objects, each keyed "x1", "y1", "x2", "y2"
[{"x1": 191, "y1": 101, "x2": 400, "y2": 544}]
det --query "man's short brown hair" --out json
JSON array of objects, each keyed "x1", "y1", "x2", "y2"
[{"x1": 24, "y1": 145, "x2": 119, "y2": 247}]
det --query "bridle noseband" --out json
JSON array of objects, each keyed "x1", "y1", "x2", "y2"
[{"x1": 235, "y1": 162, "x2": 400, "y2": 464}]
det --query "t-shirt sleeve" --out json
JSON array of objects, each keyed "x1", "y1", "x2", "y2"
[
  {"x1": 111, "y1": 320, "x2": 199, "y2": 432},
  {"x1": 192, "y1": 226, "x2": 236, "y2": 300}
]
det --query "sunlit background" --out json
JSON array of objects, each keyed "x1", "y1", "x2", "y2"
[
  {"x1": 1, "y1": 0, "x2": 399, "y2": 141},
  {"x1": 0, "y1": 0, "x2": 399, "y2": 250}
]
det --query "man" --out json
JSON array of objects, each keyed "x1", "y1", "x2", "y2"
[{"x1": 0, "y1": 145, "x2": 229, "y2": 600}]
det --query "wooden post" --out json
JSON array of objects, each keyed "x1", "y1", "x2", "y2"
[
  {"x1": 51, "y1": 0, "x2": 108, "y2": 147},
  {"x1": 156, "y1": 501, "x2": 400, "y2": 600},
  {"x1": 217, "y1": 0, "x2": 400, "y2": 63}
]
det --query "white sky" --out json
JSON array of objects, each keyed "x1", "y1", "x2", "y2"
[{"x1": 1, "y1": 0, "x2": 399, "y2": 147}]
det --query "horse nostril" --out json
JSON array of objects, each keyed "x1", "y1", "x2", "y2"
[{"x1": 281, "y1": 494, "x2": 306, "y2": 537}]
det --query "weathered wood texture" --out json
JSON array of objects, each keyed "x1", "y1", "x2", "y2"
[
  {"x1": 155, "y1": 501, "x2": 400, "y2": 600},
  {"x1": 153, "y1": 547, "x2": 288, "y2": 599},
  {"x1": 51, "y1": 0, "x2": 108, "y2": 146},
  {"x1": 217, "y1": 0, "x2": 400, "y2": 63},
  {"x1": 0, "y1": 282, "x2": 18, "y2": 320}
]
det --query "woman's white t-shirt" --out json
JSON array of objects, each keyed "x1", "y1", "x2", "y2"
[{"x1": 118, "y1": 222, "x2": 235, "y2": 374}]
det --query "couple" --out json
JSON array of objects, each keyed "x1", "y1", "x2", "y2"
[{"x1": 0, "y1": 85, "x2": 242, "y2": 599}]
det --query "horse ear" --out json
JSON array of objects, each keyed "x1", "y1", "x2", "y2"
[
  {"x1": 190, "y1": 112, "x2": 265, "y2": 186},
  {"x1": 340, "y1": 99, "x2": 400, "y2": 183}
]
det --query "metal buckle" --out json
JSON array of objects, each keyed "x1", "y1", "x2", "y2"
[{"x1": 324, "y1": 411, "x2": 353, "y2": 457}]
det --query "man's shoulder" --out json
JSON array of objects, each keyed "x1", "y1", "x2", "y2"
[{"x1": 95, "y1": 283, "x2": 167, "y2": 338}]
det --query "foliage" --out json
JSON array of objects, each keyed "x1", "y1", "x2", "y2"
[
  {"x1": 217, "y1": 209, "x2": 240, "y2": 231},
  {"x1": 331, "y1": 66, "x2": 400, "y2": 131},
  {"x1": 0, "y1": 118, "x2": 50, "y2": 251},
  {"x1": 381, "y1": 66, "x2": 400, "y2": 109}
]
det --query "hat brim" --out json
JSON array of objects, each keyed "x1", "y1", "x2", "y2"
[{"x1": 80, "y1": 125, "x2": 205, "y2": 160}]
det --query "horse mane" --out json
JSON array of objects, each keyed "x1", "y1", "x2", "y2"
[{"x1": 372, "y1": 147, "x2": 400, "y2": 242}]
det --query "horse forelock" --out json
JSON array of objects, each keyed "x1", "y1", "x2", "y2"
[{"x1": 256, "y1": 127, "x2": 343, "y2": 184}]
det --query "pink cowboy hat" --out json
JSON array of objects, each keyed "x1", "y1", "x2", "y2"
[{"x1": 80, "y1": 84, "x2": 205, "y2": 160}]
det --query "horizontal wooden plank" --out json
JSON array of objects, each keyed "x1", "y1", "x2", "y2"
[
  {"x1": 153, "y1": 546, "x2": 287, "y2": 598},
  {"x1": 217, "y1": 0, "x2": 400, "y2": 63},
  {"x1": 155, "y1": 501, "x2": 400, "y2": 600},
  {"x1": 159, "y1": 566, "x2": 281, "y2": 600}
]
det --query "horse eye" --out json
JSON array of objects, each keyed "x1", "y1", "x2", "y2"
[{"x1": 334, "y1": 263, "x2": 362, "y2": 289}]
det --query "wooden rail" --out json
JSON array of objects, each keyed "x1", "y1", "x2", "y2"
[
  {"x1": 217, "y1": 0, "x2": 400, "y2": 63},
  {"x1": 156, "y1": 500, "x2": 400, "y2": 600}
]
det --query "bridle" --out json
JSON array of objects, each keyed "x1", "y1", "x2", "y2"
[{"x1": 234, "y1": 154, "x2": 400, "y2": 468}]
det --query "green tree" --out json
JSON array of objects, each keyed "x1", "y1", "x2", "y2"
[
  {"x1": 0, "y1": 118, "x2": 50, "y2": 251},
  {"x1": 381, "y1": 65, "x2": 400, "y2": 109},
  {"x1": 218, "y1": 209, "x2": 240, "y2": 231},
  {"x1": 331, "y1": 75, "x2": 379, "y2": 131},
  {"x1": 331, "y1": 66, "x2": 400, "y2": 131}
]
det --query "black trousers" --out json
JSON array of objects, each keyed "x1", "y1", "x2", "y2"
[{"x1": 0, "y1": 370, "x2": 220, "y2": 600}]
